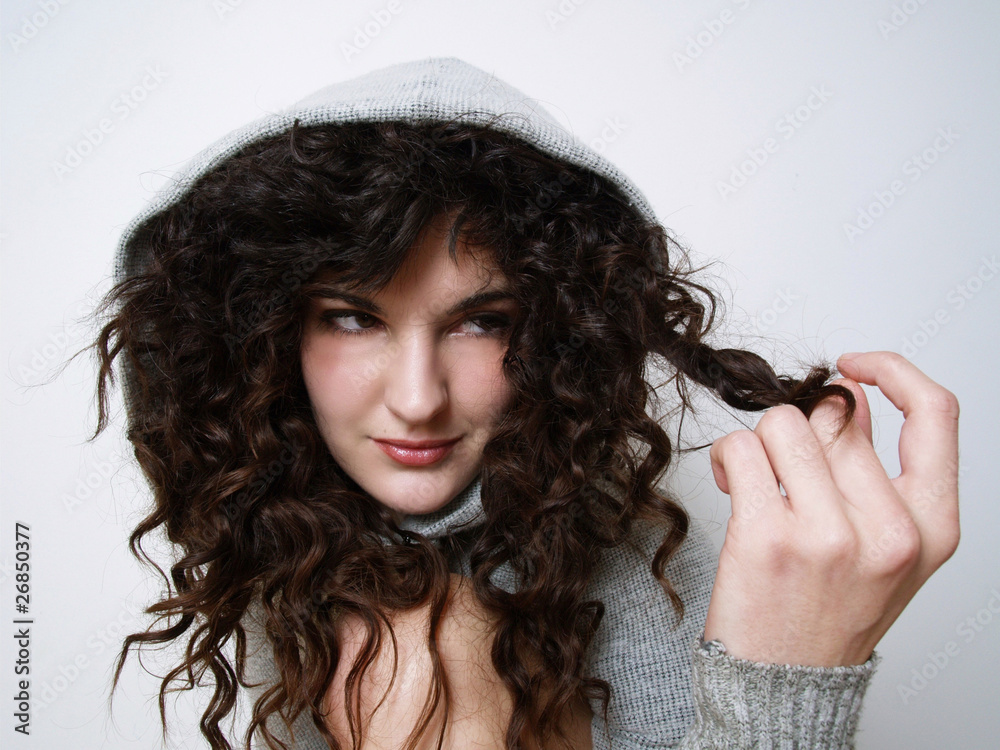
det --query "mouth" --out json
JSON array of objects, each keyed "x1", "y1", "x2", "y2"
[{"x1": 372, "y1": 437, "x2": 461, "y2": 466}]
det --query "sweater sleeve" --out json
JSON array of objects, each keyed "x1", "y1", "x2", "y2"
[
  {"x1": 585, "y1": 520, "x2": 880, "y2": 749},
  {"x1": 676, "y1": 639, "x2": 879, "y2": 749}
]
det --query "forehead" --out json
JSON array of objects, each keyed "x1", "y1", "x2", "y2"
[
  {"x1": 310, "y1": 215, "x2": 506, "y2": 299},
  {"x1": 393, "y1": 224, "x2": 500, "y2": 288}
]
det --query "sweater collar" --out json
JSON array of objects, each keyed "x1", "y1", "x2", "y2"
[{"x1": 397, "y1": 474, "x2": 486, "y2": 540}]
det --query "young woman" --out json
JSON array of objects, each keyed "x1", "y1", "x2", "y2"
[{"x1": 92, "y1": 57, "x2": 960, "y2": 749}]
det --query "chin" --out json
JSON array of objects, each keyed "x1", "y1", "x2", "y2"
[{"x1": 373, "y1": 474, "x2": 468, "y2": 517}]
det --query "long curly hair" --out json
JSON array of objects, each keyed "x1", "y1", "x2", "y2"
[{"x1": 90, "y1": 118, "x2": 856, "y2": 749}]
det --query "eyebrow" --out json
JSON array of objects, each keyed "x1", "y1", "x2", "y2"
[{"x1": 311, "y1": 287, "x2": 517, "y2": 318}]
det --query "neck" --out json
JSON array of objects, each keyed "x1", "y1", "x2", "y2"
[{"x1": 395, "y1": 475, "x2": 486, "y2": 540}]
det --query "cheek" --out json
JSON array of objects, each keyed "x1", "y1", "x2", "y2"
[
  {"x1": 452, "y1": 347, "x2": 513, "y2": 417},
  {"x1": 300, "y1": 337, "x2": 373, "y2": 425}
]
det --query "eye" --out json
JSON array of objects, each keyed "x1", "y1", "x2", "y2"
[
  {"x1": 314, "y1": 310, "x2": 513, "y2": 338},
  {"x1": 459, "y1": 313, "x2": 512, "y2": 337},
  {"x1": 317, "y1": 310, "x2": 380, "y2": 335}
]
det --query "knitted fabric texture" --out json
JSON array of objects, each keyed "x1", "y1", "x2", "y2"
[{"x1": 114, "y1": 56, "x2": 661, "y2": 286}]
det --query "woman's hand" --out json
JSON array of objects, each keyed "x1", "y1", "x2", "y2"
[{"x1": 702, "y1": 351, "x2": 960, "y2": 667}]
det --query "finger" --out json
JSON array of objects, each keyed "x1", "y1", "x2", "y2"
[
  {"x1": 710, "y1": 430, "x2": 785, "y2": 523},
  {"x1": 808, "y1": 378, "x2": 899, "y2": 515},
  {"x1": 753, "y1": 404, "x2": 844, "y2": 523},
  {"x1": 841, "y1": 376, "x2": 873, "y2": 445},
  {"x1": 838, "y1": 352, "x2": 960, "y2": 567},
  {"x1": 836, "y1": 352, "x2": 960, "y2": 494},
  {"x1": 807, "y1": 377, "x2": 872, "y2": 450}
]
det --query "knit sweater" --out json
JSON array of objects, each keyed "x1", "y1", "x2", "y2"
[{"x1": 243, "y1": 474, "x2": 878, "y2": 749}]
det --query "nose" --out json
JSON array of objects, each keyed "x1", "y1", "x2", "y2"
[{"x1": 382, "y1": 329, "x2": 449, "y2": 425}]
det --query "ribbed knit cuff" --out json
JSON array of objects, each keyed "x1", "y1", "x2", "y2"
[{"x1": 681, "y1": 637, "x2": 880, "y2": 750}]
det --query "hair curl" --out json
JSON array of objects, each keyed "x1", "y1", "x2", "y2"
[{"x1": 90, "y1": 118, "x2": 856, "y2": 749}]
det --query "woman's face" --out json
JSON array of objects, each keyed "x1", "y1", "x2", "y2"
[{"x1": 300, "y1": 217, "x2": 517, "y2": 520}]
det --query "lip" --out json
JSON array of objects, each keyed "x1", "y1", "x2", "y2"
[
  {"x1": 375, "y1": 437, "x2": 461, "y2": 449},
  {"x1": 373, "y1": 437, "x2": 460, "y2": 466}
]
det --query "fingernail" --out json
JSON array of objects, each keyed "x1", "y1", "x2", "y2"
[{"x1": 839, "y1": 352, "x2": 862, "y2": 359}]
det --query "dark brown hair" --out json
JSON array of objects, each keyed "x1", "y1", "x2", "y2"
[{"x1": 90, "y1": 118, "x2": 856, "y2": 749}]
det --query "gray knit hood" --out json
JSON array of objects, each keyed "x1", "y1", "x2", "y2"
[{"x1": 114, "y1": 55, "x2": 660, "y2": 285}]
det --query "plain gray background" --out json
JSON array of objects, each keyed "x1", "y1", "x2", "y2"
[{"x1": 2, "y1": 1, "x2": 998, "y2": 747}]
